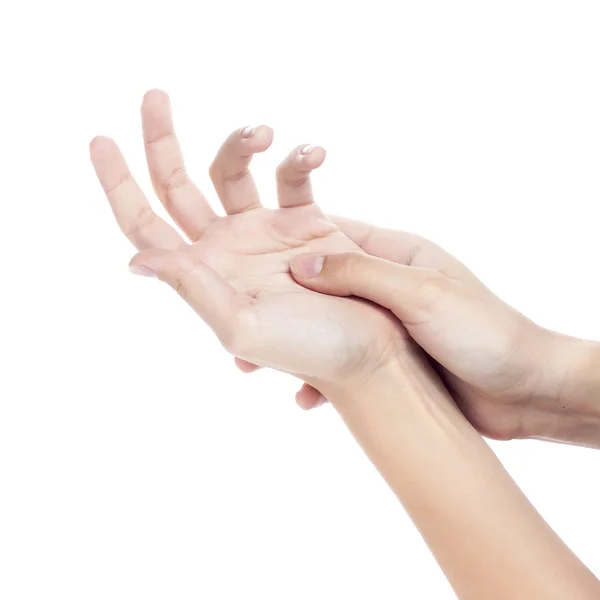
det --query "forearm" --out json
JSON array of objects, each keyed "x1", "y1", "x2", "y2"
[
  {"x1": 325, "y1": 358, "x2": 600, "y2": 600},
  {"x1": 525, "y1": 333, "x2": 600, "y2": 449}
]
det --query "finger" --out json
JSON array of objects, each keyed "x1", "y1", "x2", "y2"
[
  {"x1": 276, "y1": 144, "x2": 326, "y2": 208},
  {"x1": 142, "y1": 89, "x2": 217, "y2": 240},
  {"x1": 290, "y1": 252, "x2": 453, "y2": 326},
  {"x1": 295, "y1": 383, "x2": 328, "y2": 410},
  {"x1": 331, "y1": 215, "x2": 477, "y2": 282},
  {"x1": 330, "y1": 216, "x2": 426, "y2": 265},
  {"x1": 128, "y1": 250, "x2": 238, "y2": 345},
  {"x1": 209, "y1": 125, "x2": 274, "y2": 214},
  {"x1": 234, "y1": 358, "x2": 262, "y2": 373},
  {"x1": 90, "y1": 136, "x2": 185, "y2": 250}
]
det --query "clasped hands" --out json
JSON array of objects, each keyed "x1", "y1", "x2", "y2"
[{"x1": 91, "y1": 90, "x2": 598, "y2": 447}]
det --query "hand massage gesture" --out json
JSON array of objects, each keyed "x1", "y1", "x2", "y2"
[
  {"x1": 90, "y1": 90, "x2": 600, "y2": 599},
  {"x1": 287, "y1": 222, "x2": 600, "y2": 448}
]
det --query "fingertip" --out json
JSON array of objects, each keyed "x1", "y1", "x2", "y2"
[
  {"x1": 128, "y1": 251, "x2": 148, "y2": 271},
  {"x1": 234, "y1": 357, "x2": 262, "y2": 373},
  {"x1": 142, "y1": 88, "x2": 170, "y2": 109},
  {"x1": 89, "y1": 137, "x2": 126, "y2": 187},
  {"x1": 128, "y1": 249, "x2": 189, "y2": 276},
  {"x1": 313, "y1": 145, "x2": 327, "y2": 165},
  {"x1": 314, "y1": 394, "x2": 327, "y2": 408},
  {"x1": 295, "y1": 389, "x2": 327, "y2": 410},
  {"x1": 89, "y1": 135, "x2": 115, "y2": 156},
  {"x1": 129, "y1": 264, "x2": 157, "y2": 278},
  {"x1": 295, "y1": 391, "x2": 315, "y2": 410},
  {"x1": 297, "y1": 145, "x2": 326, "y2": 169},
  {"x1": 240, "y1": 125, "x2": 274, "y2": 153},
  {"x1": 256, "y1": 124, "x2": 274, "y2": 139}
]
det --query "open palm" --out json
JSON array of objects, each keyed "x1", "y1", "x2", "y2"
[{"x1": 90, "y1": 90, "x2": 406, "y2": 391}]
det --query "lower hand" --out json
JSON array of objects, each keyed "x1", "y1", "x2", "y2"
[{"x1": 90, "y1": 90, "x2": 425, "y2": 403}]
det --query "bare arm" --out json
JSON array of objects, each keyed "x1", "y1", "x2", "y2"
[
  {"x1": 291, "y1": 248, "x2": 600, "y2": 449},
  {"x1": 323, "y1": 359, "x2": 600, "y2": 600},
  {"x1": 92, "y1": 91, "x2": 599, "y2": 598}
]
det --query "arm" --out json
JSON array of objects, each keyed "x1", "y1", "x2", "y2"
[
  {"x1": 525, "y1": 335, "x2": 600, "y2": 448},
  {"x1": 92, "y1": 91, "x2": 598, "y2": 597},
  {"x1": 291, "y1": 251, "x2": 600, "y2": 449},
  {"x1": 322, "y1": 358, "x2": 600, "y2": 600}
]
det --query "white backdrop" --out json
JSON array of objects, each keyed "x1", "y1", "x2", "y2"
[{"x1": 1, "y1": 1, "x2": 599, "y2": 598}]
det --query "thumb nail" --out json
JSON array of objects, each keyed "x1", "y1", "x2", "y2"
[
  {"x1": 129, "y1": 264, "x2": 156, "y2": 277},
  {"x1": 291, "y1": 254, "x2": 324, "y2": 278}
]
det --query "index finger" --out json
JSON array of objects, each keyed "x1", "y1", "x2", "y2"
[{"x1": 90, "y1": 136, "x2": 185, "y2": 250}]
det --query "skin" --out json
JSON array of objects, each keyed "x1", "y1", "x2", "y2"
[
  {"x1": 337, "y1": 367, "x2": 600, "y2": 600},
  {"x1": 89, "y1": 89, "x2": 409, "y2": 396},
  {"x1": 90, "y1": 90, "x2": 600, "y2": 598},
  {"x1": 287, "y1": 243, "x2": 600, "y2": 448}
]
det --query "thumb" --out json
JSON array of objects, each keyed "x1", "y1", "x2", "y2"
[
  {"x1": 129, "y1": 249, "x2": 237, "y2": 344},
  {"x1": 289, "y1": 252, "x2": 451, "y2": 324}
]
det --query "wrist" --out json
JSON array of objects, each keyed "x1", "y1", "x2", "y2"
[
  {"x1": 321, "y1": 343, "x2": 474, "y2": 438},
  {"x1": 521, "y1": 330, "x2": 600, "y2": 447},
  {"x1": 327, "y1": 332, "x2": 600, "y2": 600}
]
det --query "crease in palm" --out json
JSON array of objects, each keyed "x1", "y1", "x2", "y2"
[{"x1": 187, "y1": 205, "x2": 353, "y2": 295}]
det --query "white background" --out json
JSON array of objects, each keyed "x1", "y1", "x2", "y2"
[{"x1": 1, "y1": 1, "x2": 600, "y2": 598}]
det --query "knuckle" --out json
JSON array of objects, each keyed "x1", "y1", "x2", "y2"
[
  {"x1": 409, "y1": 272, "x2": 449, "y2": 319},
  {"x1": 335, "y1": 252, "x2": 363, "y2": 277},
  {"x1": 284, "y1": 174, "x2": 309, "y2": 189},
  {"x1": 145, "y1": 131, "x2": 173, "y2": 147},
  {"x1": 406, "y1": 242, "x2": 424, "y2": 266},
  {"x1": 210, "y1": 160, "x2": 250, "y2": 186},
  {"x1": 276, "y1": 152, "x2": 310, "y2": 188},
  {"x1": 417, "y1": 272, "x2": 447, "y2": 296},
  {"x1": 154, "y1": 165, "x2": 190, "y2": 210},
  {"x1": 163, "y1": 166, "x2": 188, "y2": 191},
  {"x1": 122, "y1": 206, "x2": 156, "y2": 242},
  {"x1": 104, "y1": 173, "x2": 131, "y2": 195},
  {"x1": 224, "y1": 168, "x2": 250, "y2": 185},
  {"x1": 321, "y1": 252, "x2": 364, "y2": 295}
]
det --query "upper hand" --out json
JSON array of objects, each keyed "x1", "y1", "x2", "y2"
[{"x1": 289, "y1": 223, "x2": 568, "y2": 440}]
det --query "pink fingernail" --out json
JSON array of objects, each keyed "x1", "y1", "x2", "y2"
[
  {"x1": 300, "y1": 144, "x2": 314, "y2": 155},
  {"x1": 129, "y1": 265, "x2": 156, "y2": 277},
  {"x1": 241, "y1": 126, "x2": 257, "y2": 138},
  {"x1": 291, "y1": 254, "x2": 324, "y2": 278}
]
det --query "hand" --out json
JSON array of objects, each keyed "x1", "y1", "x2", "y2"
[
  {"x1": 89, "y1": 90, "x2": 410, "y2": 399},
  {"x1": 287, "y1": 222, "x2": 599, "y2": 442}
]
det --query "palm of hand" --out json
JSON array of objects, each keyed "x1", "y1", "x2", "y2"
[
  {"x1": 183, "y1": 204, "x2": 406, "y2": 384},
  {"x1": 89, "y1": 91, "x2": 406, "y2": 391},
  {"x1": 90, "y1": 89, "x2": 538, "y2": 431}
]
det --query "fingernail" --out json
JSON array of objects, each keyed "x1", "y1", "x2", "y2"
[
  {"x1": 241, "y1": 126, "x2": 257, "y2": 138},
  {"x1": 129, "y1": 265, "x2": 156, "y2": 277},
  {"x1": 300, "y1": 144, "x2": 314, "y2": 155},
  {"x1": 291, "y1": 254, "x2": 324, "y2": 278}
]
